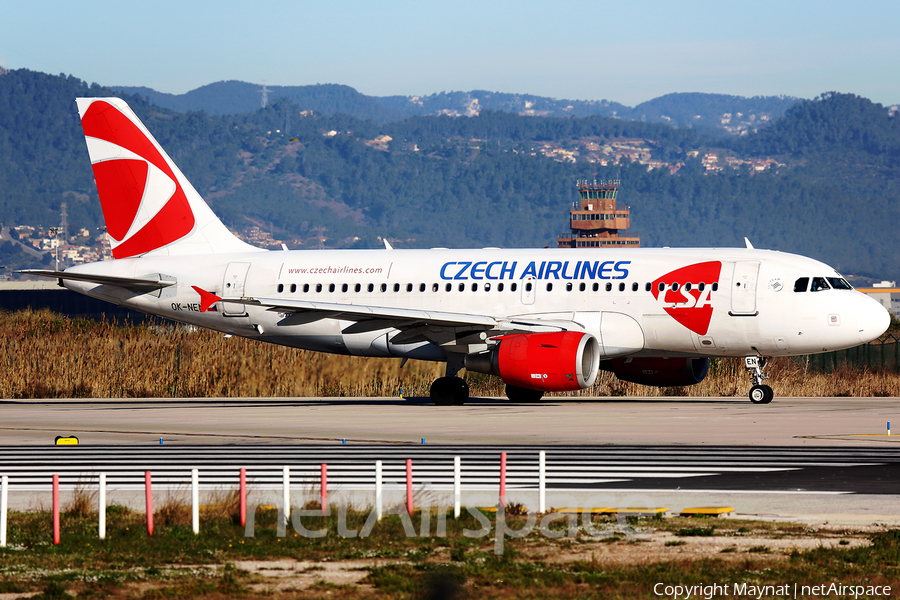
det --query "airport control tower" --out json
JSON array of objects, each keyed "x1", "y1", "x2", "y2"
[{"x1": 557, "y1": 180, "x2": 640, "y2": 248}]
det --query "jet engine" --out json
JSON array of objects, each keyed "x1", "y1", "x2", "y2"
[
  {"x1": 603, "y1": 357, "x2": 710, "y2": 387},
  {"x1": 465, "y1": 331, "x2": 600, "y2": 392}
]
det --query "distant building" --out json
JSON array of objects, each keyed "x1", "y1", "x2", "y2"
[
  {"x1": 557, "y1": 180, "x2": 639, "y2": 248},
  {"x1": 857, "y1": 280, "x2": 900, "y2": 319}
]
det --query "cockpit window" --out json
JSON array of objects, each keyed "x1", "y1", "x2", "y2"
[
  {"x1": 810, "y1": 277, "x2": 830, "y2": 292},
  {"x1": 827, "y1": 277, "x2": 852, "y2": 290},
  {"x1": 793, "y1": 277, "x2": 809, "y2": 292}
]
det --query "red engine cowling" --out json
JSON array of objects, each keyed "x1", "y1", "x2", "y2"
[
  {"x1": 603, "y1": 357, "x2": 710, "y2": 387},
  {"x1": 466, "y1": 331, "x2": 600, "y2": 392}
]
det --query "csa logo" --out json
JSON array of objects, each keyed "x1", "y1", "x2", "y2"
[
  {"x1": 651, "y1": 261, "x2": 722, "y2": 336},
  {"x1": 81, "y1": 101, "x2": 195, "y2": 259}
]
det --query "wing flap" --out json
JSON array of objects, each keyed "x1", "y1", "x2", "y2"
[
  {"x1": 240, "y1": 296, "x2": 500, "y2": 329},
  {"x1": 16, "y1": 269, "x2": 176, "y2": 293}
]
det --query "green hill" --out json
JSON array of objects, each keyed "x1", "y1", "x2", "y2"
[{"x1": 2, "y1": 69, "x2": 899, "y2": 281}]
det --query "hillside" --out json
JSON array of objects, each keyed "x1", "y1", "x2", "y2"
[
  {"x1": 113, "y1": 81, "x2": 797, "y2": 134},
  {"x1": 2, "y1": 69, "x2": 899, "y2": 281}
]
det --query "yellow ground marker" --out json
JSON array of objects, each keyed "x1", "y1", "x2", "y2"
[
  {"x1": 54, "y1": 436, "x2": 79, "y2": 445},
  {"x1": 554, "y1": 507, "x2": 667, "y2": 516},
  {"x1": 680, "y1": 507, "x2": 734, "y2": 517}
]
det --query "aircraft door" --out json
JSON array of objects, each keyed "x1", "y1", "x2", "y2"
[
  {"x1": 730, "y1": 261, "x2": 760, "y2": 315},
  {"x1": 222, "y1": 262, "x2": 251, "y2": 316},
  {"x1": 520, "y1": 276, "x2": 535, "y2": 305}
]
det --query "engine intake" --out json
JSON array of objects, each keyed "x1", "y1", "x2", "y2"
[
  {"x1": 603, "y1": 357, "x2": 710, "y2": 387},
  {"x1": 465, "y1": 331, "x2": 600, "y2": 392}
]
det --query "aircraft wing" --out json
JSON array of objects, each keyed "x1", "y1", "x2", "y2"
[
  {"x1": 234, "y1": 295, "x2": 575, "y2": 346},
  {"x1": 16, "y1": 269, "x2": 177, "y2": 293}
]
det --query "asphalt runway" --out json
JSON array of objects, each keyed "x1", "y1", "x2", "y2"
[
  {"x1": 2, "y1": 396, "x2": 898, "y2": 523},
  {"x1": 1, "y1": 396, "x2": 898, "y2": 447}
]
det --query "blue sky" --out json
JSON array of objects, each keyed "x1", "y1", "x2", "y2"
[{"x1": 2, "y1": 0, "x2": 898, "y2": 106}]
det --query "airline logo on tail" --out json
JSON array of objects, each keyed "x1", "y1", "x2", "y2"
[
  {"x1": 80, "y1": 100, "x2": 195, "y2": 258},
  {"x1": 651, "y1": 261, "x2": 722, "y2": 335}
]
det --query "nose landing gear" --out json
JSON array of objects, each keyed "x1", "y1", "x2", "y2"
[{"x1": 745, "y1": 356, "x2": 774, "y2": 404}]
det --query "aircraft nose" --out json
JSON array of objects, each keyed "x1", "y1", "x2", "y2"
[{"x1": 856, "y1": 295, "x2": 891, "y2": 343}]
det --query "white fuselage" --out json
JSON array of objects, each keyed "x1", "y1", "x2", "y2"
[{"x1": 63, "y1": 246, "x2": 889, "y2": 362}]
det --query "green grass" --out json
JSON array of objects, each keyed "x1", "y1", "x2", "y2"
[{"x1": 1, "y1": 507, "x2": 899, "y2": 598}]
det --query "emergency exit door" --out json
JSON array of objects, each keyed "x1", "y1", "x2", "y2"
[
  {"x1": 222, "y1": 262, "x2": 251, "y2": 316},
  {"x1": 730, "y1": 261, "x2": 760, "y2": 315}
]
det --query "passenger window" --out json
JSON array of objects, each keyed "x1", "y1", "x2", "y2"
[
  {"x1": 445, "y1": 283, "x2": 452, "y2": 292},
  {"x1": 658, "y1": 282, "x2": 665, "y2": 292},
  {"x1": 316, "y1": 284, "x2": 322, "y2": 293},
  {"x1": 511, "y1": 283, "x2": 518, "y2": 292},
  {"x1": 355, "y1": 283, "x2": 361, "y2": 293},
  {"x1": 341, "y1": 283, "x2": 348, "y2": 293},
  {"x1": 484, "y1": 282, "x2": 491, "y2": 291},
  {"x1": 419, "y1": 283, "x2": 426, "y2": 292},
  {"x1": 546, "y1": 283, "x2": 553, "y2": 291},
  {"x1": 579, "y1": 282, "x2": 586, "y2": 292},
  {"x1": 498, "y1": 283, "x2": 504, "y2": 292},
  {"x1": 277, "y1": 283, "x2": 284, "y2": 293},
  {"x1": 811, "y1": 277, "x2": 830, "y2": 292},
  {"x1": 645, "y1": 282, "x2": 651, "y2": 292},
  {"x1": 380, "y1": 283, "x2": 387, "y2": 292},
  {"x1": 632, "y1": 282, "x2": 638, "y2": 292},
  {"x1": 606, "y1": 283, "x2": 612, "y2": 292},
  {"x1": 566, "y1": 282, "x2": 573, "y2": 291},
  {"x1": 393, "y1": 283, "x2": 400, "y2": 292},
  {"x1": 367, "y1": 283, "x2": 374, "y2": 293},
  {"x1": 712, "y1": 283, "x2": 718, "y2": 292},
  {"x1": 592, "y1": 283, "x2": 599, "y2": 292},
  {"x1": 793, "y1": 277, "x2": 808, "y2": 292},
  {"x1": 685, "y1": 283, "x2": 692, "y2": 291},
  {"x1": 827, "y1": 277, "x2": 852, "y2": 290},
  {"x1": 406, "y1": 283, "x2": 413, "y2": 292},
  {"x1": 471, "y1": 283, "x2": 478, "y2": 292},
  {"x1": 699, "y1": 283, "x2": 705, "y2": 291},
  {"x1": 672, "y1": 282, "x2": 679, "y2": 291},
  {"x1": 618, "y1": 282, "x2": 625, "y2": 292},
  {"x1": 329, "y1": 284, "x2": 335, "y2": 293},
  {"x1": 458, "y1": 283, "x2": 465, "y2": 292},
  {"x1": 525, "y1": 282, "x2": 532, "y2": 292},
  {"x1": 432, "y1": 283, "x2": 439, "y2": 292}
]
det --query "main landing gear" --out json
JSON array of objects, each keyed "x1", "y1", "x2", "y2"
[
  {"x1": 745, "y1": 356, "x2": 774, "y2": 404},
  {"x1": 430, "y1": 353, "x2": 470, "y2": 406},
  {"x1": 430, "y1": 377, "x2": 469, "y2": 406}
]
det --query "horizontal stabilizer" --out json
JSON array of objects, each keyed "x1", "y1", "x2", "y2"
[{"x1": 16, "y1": 269, "x2": 176, "y2": 293}]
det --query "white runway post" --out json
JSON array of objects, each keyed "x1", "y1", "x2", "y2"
[
  {"x1": 98, "y1": 473, "x2": 106, "y2": 540},
  {"x1": 191, "y1": 469, "x2": 199, "y2": 535},
  {"x1": 375, "y1": 460, "x2": 383, "y2": 521},
  {"x1": 1, "y1": 475, "x2": 8, "y2": 548},
  {"x1": 282, "y1": 466, "x2": 290, "y2": 526},
  {"x1": 453, "y1": 456, "x2": 461, "y2": 519},
  {"x1": 539, "y1": 450, "x2": 546, "y2": 513}
]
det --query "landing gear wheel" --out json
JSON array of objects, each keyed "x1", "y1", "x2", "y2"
[
  {"x1": 749, "y1": 384, "x2": 774, "y2": 404},
  {"x1": 430, "y1": 377, "x2": 469, "y2": 406},
  {"x1": 744, "y1": 356, "x2": 774, "y2": 404},
  {"x1": 505, "y1": 384, "x2": 545, "y2": 403}
]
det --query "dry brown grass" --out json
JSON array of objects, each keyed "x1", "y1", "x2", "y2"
[
  {"x1": 1, "y1": 308, "x2": 897, "y2": 399},
  {"x1": 203, "y1": 487, "x2": 242, "y2": 523},
  {"x1": 155, "y1": 488, "x2": 191, "y2": 527},
  {"x1": 65, "y1": 479, "x2": 97, "y2": 518}
]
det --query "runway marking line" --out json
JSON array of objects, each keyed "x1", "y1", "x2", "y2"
[
  {"x1": 0, "y1": 427, "x2": 414, "y2": 445},
  {"x1": 795, "y1": 434, "x2": 900, "y2": 443}
]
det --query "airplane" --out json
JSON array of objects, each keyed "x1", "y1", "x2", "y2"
[{"x1": 20, "y1": 97, "x2": 891, "y2": 405}]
